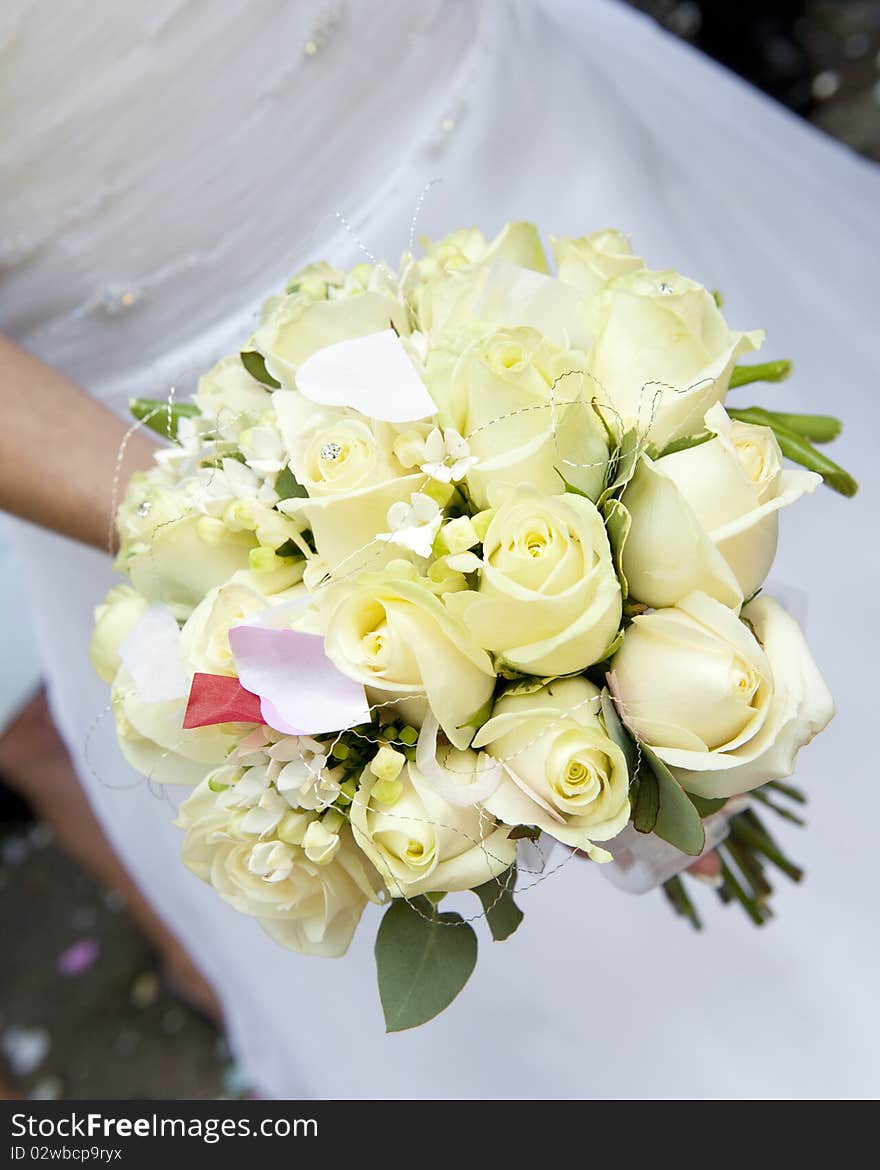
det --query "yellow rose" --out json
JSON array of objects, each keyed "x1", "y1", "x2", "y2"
[
  {"x1": 253, "y1": 291, "x2": 409, "y2": 389},
  {"x1": 321, "y1": 565, "x2": 495, "y2": 749},
  {"x1": 426, "y1": 326, "x2": 609, "y2": 507},
  {"x1": 447, "y1": 488, "x2": 622, "y2": 675},
  {"x1": 550, "y1": 228, "x2": 644, "y2": 297},
  {"x1": 473, "y1": 677, "x2": 630, "y2": 859},
  {"x1": 609, "y1": 592, "x2": 834, "y2": 798},
  {"x1": 350, "y1": 759, "x2": 516, "y2": 898},
  {"x1": 583, "y1": 269, "x2": 763, "y2": 447},
  {"x1": 621, "y1": 404, "x2": 820, "y2": 608}
]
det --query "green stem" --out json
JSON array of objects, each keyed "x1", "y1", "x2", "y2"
[
  {"x1": 746, "y1": 410, "x2": 841, "y2": 444},
  {"x1": 726, "y1": 837, "x2": 773, "y2": 902},
  {"x1": 729, "y1": 359, "x2": 792, "y2": 388},
  {"x1": 765, "y1": 780, "x2": 807, "y2": 805},
  {"x1": 662, "y1": 875, "x2": 702, "y2": 931},
  {"x1": 719, "y1": 852, "x2": 768, "y2": 926},
  {"x1": 751, "y1": 789, "x2": 806, "y2": 827},
  {"x1": 731, "y1": 813, "x2": 804, "y2": 883}
]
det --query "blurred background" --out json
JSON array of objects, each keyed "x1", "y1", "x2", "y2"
[{"x1": 1, "y1": 0, "x2": 878, "y2": 1101}]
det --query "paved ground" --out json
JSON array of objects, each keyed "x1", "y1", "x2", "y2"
[{"x1": 0, "y1": 1, "x2": 877, "y2": 1102}]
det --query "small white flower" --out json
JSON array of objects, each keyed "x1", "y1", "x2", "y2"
[
  {"x1": 189, "y1": 457, "x2": 278, "y2": 515},
  {"x1": 378, "y1": 492, "x2": 443, "y2": 558},
  {"x1": 275, "y1": 747, "x2": 337, "y2": 811},
  {"x1": 420, "y1": 428, "x2": 477, "y2": 484},
  {"x1": 239, "y1": 425, "x2": 287, "y2": 477}
]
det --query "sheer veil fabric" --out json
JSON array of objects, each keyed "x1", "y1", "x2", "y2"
[{"x1": 3, "y1": 0, "x2": 879, "y2": 1098}]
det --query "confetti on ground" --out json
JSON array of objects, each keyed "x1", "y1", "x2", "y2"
[
  {"x1": 57, "y1": 938, "x2": 100, "y2": 977},
  {"x1": 1, "y1": 1026, "x2": 50, "y2": 1077}
]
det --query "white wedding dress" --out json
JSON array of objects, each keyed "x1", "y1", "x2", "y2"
[{"x1": 3, "y1": 0, "x2": 880, "y2": 1099}]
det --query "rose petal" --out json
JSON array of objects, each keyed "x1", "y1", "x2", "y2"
[
  {"x1": 295, "y1": 329, "x2": 436, "y2": 422},
  {"x1": 228, "y1": 625, "x2": 371, "y2": 735}
]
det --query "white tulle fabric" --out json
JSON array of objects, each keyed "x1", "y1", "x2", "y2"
[{"x1": 3, "y1": 0, "x2": 879, "y2": 1098}]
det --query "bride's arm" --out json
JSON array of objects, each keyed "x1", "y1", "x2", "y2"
[{"x1": 0, "y1": 336, "x2": 158, "y2": 551}]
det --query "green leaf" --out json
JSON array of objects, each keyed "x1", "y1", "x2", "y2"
[
  {"x1": 129, "y1": 397, "x2": 199, "y2": 440},
  {"x1": 273, "y1": 538, "x2": 305, "y2": 561},
  {"x1": 727, "y1": 407, "x2": 857, "y2": 497},
  {"x1": 688, "y1": 793, "x2": 728, "y2": 818},
  {"x1": 472, "y1": 865, "x2": 523, "y2": 942},
  {"x1": 602, "y1": 497, "x2": 631, "y2": 598},
  {"x1": 639, "y1": 743, "x2": 705, "y2": 856},
  {"x1": 599, "y1": 690, "x2": 638, "y2": 781},
  {"x1": 274, "y1": 465, "x2": 309, "y2": 500},
  {"x1": 507, "y1": 824, "x2": 541, "y2": 842},
  {"x1": 601, "y1": 427, "x2": 639, "y2": 501},
  {"x1": 728, "y1": 359, "x2": 792, "y2": 389},
  {"x1": 457, "y1": 693, "x2": 495, "y2": 731},
  {"x1": 375, "y1": 897, "x2": 478, "y2": 1032},
  {"x1": 241, "y1": 349, "x2": 282, "y2": 389},
  {"x1": 652, "y1": 430, "x2": 713, "y2": 458},
  {"x1": 632, "y1": 768, "x2": 659, "y2": 833}
]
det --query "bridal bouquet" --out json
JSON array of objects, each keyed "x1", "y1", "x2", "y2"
[{"x1": 92, "y1": 223, "x2": 855, "y2": 1030}]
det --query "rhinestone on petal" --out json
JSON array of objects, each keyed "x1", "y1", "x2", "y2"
[
  {"x1": 320, "y1": 441, "x2": 343, "y2": 463},
  {"x1": 657, "y1": 281, "x2": 674, "y2": 295},
  {"x1": 136, "y1": 500, "x2": 152, "y2": 518}
]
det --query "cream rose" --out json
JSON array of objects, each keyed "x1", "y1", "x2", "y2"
[
  {"x1": 111, "y1": 666, "x2": 236, "y2": 786},
  {"x1": 411, "y1": 221, "x2": 550, "y2": 340},
  {"x1": 621, "y1": 404, "x2": 820, "y2": 607},
  {"x1": 322, "y1": 566, "x2": 496, "y2": 750},
  {"x1": 550, "y1": 228, "x2": 644, "y2": 298},
  {"x1": 472, "y1": 677, "x2": 630, "y2": 858},
  {"x1": 177, "y1": 776, "x2": 382, "y2": 957},
  {"x1": 253, "y1": 290, "x2": 409, "y2": 389},
  {"x1": 90, "y1": 586, "x2": 150, "y2": 683},
  {"x1": 426, "y1": 326, "x2": 610, "y2": 507},
  {"x1": 116, "y1": 472, "x2": 256, "y2": 619},
  {"x1": 350, "y1": 758, "x2": 516, "y2": 898},
  {"x1": 178, "y1": 571, "x2": 306, "y2": 677},
  {"x1": 193, "y1": 354, "x2": 273, "y2": 438},
  {"x1": 583, "y1": 269, "x2": 763, "y2": 447},
  {"x1": 609, "y1": 591, "x2": 834, "y2": 798},
  {"x1": 447, "y1": 488, "x2": 622, "y2": 675},
  {"x1": 273, "y1": 392, "x2": 411, "y2": 499}
]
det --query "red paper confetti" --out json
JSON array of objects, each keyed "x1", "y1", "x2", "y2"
[{"x1": 183, "y1": 673, "x2": 266, "y2": 729}]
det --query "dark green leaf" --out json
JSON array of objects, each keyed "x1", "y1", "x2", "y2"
[
  {"x1": 375, "y1": 897, "x2": 478, "y2": 1032},
  {"x1": 240, "y1": 349, "x2": 281, "y2": 389},
  {"x1": 728, "y1": 359, "x2": 792, "y2": 389},
  {"x1": 129, "y1": 397, "x2": 199, "y2": 440},
  {"x1": 508, "y1": 824, "x2": 541, "y2": 842},
  {"x1": 632, "y1": 769, "x2": 659, "y2": 833},
  {"x1": 274, "y1": 465, "x2": 308, "y2": 500},
  {"x1": 687, "y1": 793, "x2": 728, "y2": 818},
  {"x1": 599, "y1": 690, "x2": 638, "y2": 781},
  {"x1": 727, "y1": 407, "x2": 857, "y2": 497},
  {"x1": 639, "y1": 743, "x2": 705, "y2": 856},
  {"x1": 273, "y1": 538, "x2": 305, "y2": 561},
  {"x1": 472, "y1": 865, "x2": 523, "y2": 942}
]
